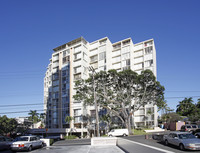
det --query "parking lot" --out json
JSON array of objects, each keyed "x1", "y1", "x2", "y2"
[{"x1": 2, "y1": 135, "x2": 200, "y2": 153}]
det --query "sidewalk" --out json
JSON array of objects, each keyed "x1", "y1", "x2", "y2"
[
  {"x1": 43, "y1": 145, "x2": 124, "y2": 153},
  {"x1": 89, "y1": 145, "x2": 124, "y2": 153}
]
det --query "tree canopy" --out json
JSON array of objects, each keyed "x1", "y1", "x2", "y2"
[
  {"x1": 176, "y1": 98, "x2": 200, "y2": 122},
  {"x1": 0, "y1": 115, "x2": 18, "y2": 136},
  {"x1": 28, "y1": 110, "x2": 40, "y2": 124},
  {"x1": 74, "y1": 69, "x2": 165, "y2": 135}
]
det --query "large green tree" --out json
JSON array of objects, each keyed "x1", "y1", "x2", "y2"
[
  {"x1": 0, "y1": 115, "x2": 18, "y2": 136},
  {"x1": 74, "y1": 69, "x2": 165, "y2": 135},
  {"x1": 176, "y1": 98, "x2": 200, "y2": 122}
]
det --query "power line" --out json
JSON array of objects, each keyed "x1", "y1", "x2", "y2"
[
  {"x1": 0, "y1": 110, "x2": 44, "y2": 115},
  {"x1": 0, "y1": 103, "x2": 44, "y2": 108},
  {"x1": 165, "y1": 96, "x2": 200, "y2": 99},
  {"x1": 0, "y1": 70, "x2": 45, "y2": 74},
  {"x1": 165, "y1": 91, "x2": 200, "y2": 92},
  {"x1": 0, "y1": 95, "x2": 199, "y2": 107},
  {"x1": 0, "y1": 93, "x2": 43, "y2": 98},
  {"x1": 0, "y1": 107, "x2": 68, "y2": 115}
]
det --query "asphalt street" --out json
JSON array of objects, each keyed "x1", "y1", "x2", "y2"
[
  {"x1": 2, "y1": 136, "x2": 200, "y2": 153},
  {"x1": 121, "y1": 135, "x2": 200, "y2": 153}
]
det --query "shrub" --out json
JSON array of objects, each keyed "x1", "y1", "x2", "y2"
[
  {"x1": 64, "y1": 135, "x2": 77, "y2": 139},
  {"x1": 50, "y1": 139, "x2": 54, "y2": 145}
]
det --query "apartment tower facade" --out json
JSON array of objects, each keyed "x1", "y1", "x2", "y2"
[{"x1": 44, "y1": 37, "x2": 157, "y2": 130}]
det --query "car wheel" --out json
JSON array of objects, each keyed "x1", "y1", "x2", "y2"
[
  {"x1": 179, "y1": 143, "x2": 185, "y2": 150},
  {"x1": 109, "y1": 135, "x2": 112, "y2": 137},
  {"x1": 40, "y1": 143, "x2": 44, "y2": 148},
  {"x1": 123, "y1": 134, "x2": 127, "y2": 137},
  {"x1": 28, "y1": 146, "x2": 32, "y2": 151},
  {"x1": 165, "y1": 140, "x2": 169, "y2": 146}
]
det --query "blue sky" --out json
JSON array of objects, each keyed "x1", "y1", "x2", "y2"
[{"x1": 0, "y1": 0, "x2": 200, "y2": 118}]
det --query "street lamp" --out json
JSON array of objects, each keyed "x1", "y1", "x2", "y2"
[{"x1": 88, "y1": 66, "x2": 100, "y2": 137}]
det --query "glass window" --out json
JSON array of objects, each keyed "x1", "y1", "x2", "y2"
[
  {"x1": 74, "y1": 109, "x2": 81, "y2": 116},
  {"x1": 90, "y1": 55, "x2": 98, "y2": 63},
  {"x1": 99, "y1": 52, "x2": 106, "y2": 61},
  {"x1": 145, "y1": 46, "x2": 153, "y2": 54}
]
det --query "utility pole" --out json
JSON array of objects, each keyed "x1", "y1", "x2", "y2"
[{"x1": 88, "y1": 66, "x2": 100, "y2": 137}]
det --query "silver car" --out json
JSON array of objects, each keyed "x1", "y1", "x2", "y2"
[
  {"x1": 11, "y1": 136, "x2": 44, "y2": 151},
  {"x1": 163, "y1": 132, "x2": 200, "y2": 150}
]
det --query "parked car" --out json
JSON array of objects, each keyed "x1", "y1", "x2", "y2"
[
  {"x1": 163, "y1": 132, "x2": 200, "y2": 150},
  {"x1": 180, "y1": 124, "x2": 198, "y2": 133},
  {"x1": 108, "y1": 129, "x2": 128, "y2": 137},
  {"x1": 11, "y1": 136, "x2": 44, "y2": 151},
  {"x1": 0, "y1": 136, "x2": 12, "y2": 150},
  {"x1": 193, "y1": 129, "x2": 200, "y2": 138}
]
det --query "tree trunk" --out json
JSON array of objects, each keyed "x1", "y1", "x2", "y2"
[{"x1": 127, "y1": 116, "x2": 133, "y2": 135}]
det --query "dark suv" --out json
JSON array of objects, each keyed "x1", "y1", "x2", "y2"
[{"x1": 180, "y1": 124, "x2": 198, "y2": 133}]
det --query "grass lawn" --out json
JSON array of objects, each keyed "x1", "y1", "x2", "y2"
[{"x1": 133, "y1": 128, "x2": 153, "y2": 135}]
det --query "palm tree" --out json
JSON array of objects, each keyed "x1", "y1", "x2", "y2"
[
  {"x1": 65, "y1": 116, "x2": 73, "y2": 136},
  {"x1": 28, "y1": 110, "x2": 39, "y2": 126}
]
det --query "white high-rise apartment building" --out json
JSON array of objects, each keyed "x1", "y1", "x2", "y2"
[{"x1": 44, "y1": 37, "x2": 157, "y2": 130}]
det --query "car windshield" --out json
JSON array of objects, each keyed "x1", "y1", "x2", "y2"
[
  {"x1": 14, "y1": 137, "x2": 29, "y2": 141},
  {"x1": 178, "y1": 134, "x2": 196, "y2": 139}
]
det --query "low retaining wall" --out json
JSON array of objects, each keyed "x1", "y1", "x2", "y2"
[
  {"x1": 91, "y1": 137, "x2": 117, "y2": 146},
  {"x1": 41, "y1": 138, "x2": 50, "y2": 147}
]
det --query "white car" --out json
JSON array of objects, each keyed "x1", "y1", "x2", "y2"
[
  {"x1": 108, "y1": 129, "x2": 129, "y2": 137},
  {"x1": 11, "y1": 136, "x2": 44, "y2": 151}
]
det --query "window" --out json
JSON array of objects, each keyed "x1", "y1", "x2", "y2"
[
  {"x1": 74, "y1": 116, "x2": 81, "y2": 123},
  {"x1": 144, "y1": 41, "x2": 153, "y2": 47},
  {"x1": 112, "y1": 56, "x2": 121, "y2": 63},
  {"x1": 74, "y1": 109, "x2": 81, "y2": 116},
  {"x1": 145, "y1": 60, "x2": 153, "y2": 67},
  {"x1": 145, "y1": 46, "x2": 153, "y2": 54},
  {"x1": 122, "y1": 53, "x2": 130, "y2": 60},
  {"x1": 99, "y1": 65, "x2": 106, "y2": 71},
  {"x1": 30, "y1": 137, "x2": 37, "y2": 141},
  {"x1": 121, "y1": 46, "x2": 130, "y2": 54},
  {"x1": 63, "y1": 56, "x2": 70, "y2": 64},
  {"x1": 90, "y1": 55, "x2": 98, "y2": 63},
  {"x1": 99, "y1": 39, "x2": 107, "y2": 45},
  {"x1": 74, "y1": 66, "x2": 81, "y2": 74},
  {"x1": 63, "y1": 49, "x2": 70, "y2": 57},
  {"x1": 90, "y1": 110, "x2": 96, "y2": 117},
  {"x1": 53, "y1": 92, "x2": 59, "y2": 99},
  {"x1": 53, "y1": 80, "x2": 59, "y2": 86},
  {"x1": 123, "y1": 40, "x2": 130, "y2": 45},
  {"x1": 99, "y1": 52, "x2": 106, "y2": 61},
  {"x1": 122, "y1": 59, "x2": 130, "y2": 67},
  {"x1": 74, "y1": 45, "x2": 81, "y2": 53},
  {"x1": 53, "y1": 54, "x2": 59, "y2": 61},
  {"x1": 74, "y1": 74, "x2": 81, "y2": 80},
  {"x1": 74, "y1": 52, "x2": 81, "y2": 60},
  {"x1": 83, "y1": 66, "x2": 87, "y2": 74},
  {"x1": 113, "y1": 43, "x2": 121, "y2": 49},
  {"x1": 52, "y1": 73, "x2": 59, "y2": 80},
  {"x1": 83, "y1": 52, "x2": 87, "y2": 61}
]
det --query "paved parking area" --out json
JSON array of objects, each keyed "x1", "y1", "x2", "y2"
[
  {"x1": 122, "y1": 135, "x2": 200, "y2": 153},
  {"x1": 2, "y1": 135, "x2": 200, "y2": 153}
]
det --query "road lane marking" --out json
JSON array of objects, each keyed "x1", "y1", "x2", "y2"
[
  {"x1": 86, "y1": 146, "x2": 91, "y2": 153},
  {"x1": 118, "y1": 138, "x2": 175, "y2": 153}
]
